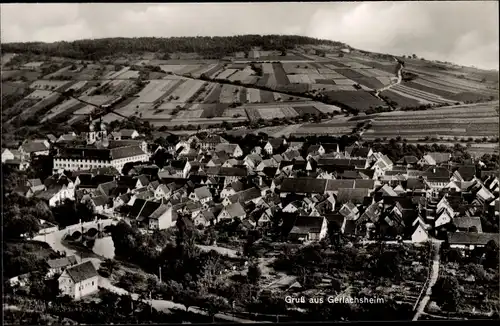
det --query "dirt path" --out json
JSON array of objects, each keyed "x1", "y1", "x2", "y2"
[{"x1": 413, "y1": 239, "x2": 442, "y2": 321}]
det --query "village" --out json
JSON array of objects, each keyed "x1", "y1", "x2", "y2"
[{"x1": 3, "y1": 115, "x2": 499, "y2": 322}]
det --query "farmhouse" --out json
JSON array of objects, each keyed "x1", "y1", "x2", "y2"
[
  {"x1": 217, "y1": 202, "x2": 246, "y2": 222},
  {"x1": 58, "y1": 261, "x2": 99, "y2": 300},
  {"x1": 19, "y1": 140, "x2": 50, "y2": 158},
  {"x1": 287, "y1": 215, "x2": 328, "y2": 242},
  {"x1": 47, "y1": 256, "x2": 78, "y2": 278},
  {"x1": 446, "y1": 232, "x2": 499, "y2": 253},
  {"x1": 215, "y1": 143, "x2": 243, "y2": 158},
  {"x1": 21, "y1": 61, "x2": 45, "y2": 71}
]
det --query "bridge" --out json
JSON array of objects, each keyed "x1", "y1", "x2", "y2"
[{"x1": 62, "y1": 218, "x2": 117, "y2": 238}]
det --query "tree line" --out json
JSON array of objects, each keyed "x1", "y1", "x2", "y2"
[{"x1": 2, "y1": 35, "x2": 345, "y2": 61}]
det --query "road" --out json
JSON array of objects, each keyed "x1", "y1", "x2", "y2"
[
  {"x1": 35, "y1": 229, "x2": 258, "y2": 323},
  {"x1": 413, "y1": 239, "x2": 442, "y2": 321}
]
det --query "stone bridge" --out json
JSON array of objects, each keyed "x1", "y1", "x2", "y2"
[{"x1": 62, "y1": 218, "x2": 117, "y2": 237}]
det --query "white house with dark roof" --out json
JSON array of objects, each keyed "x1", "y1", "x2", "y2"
[
  {"x1": 190, "y1": 186, "x2": 213, "y2": 204},
  {"x1": 19, "y1": 140, "x2": 50, "y2": 158},
  {"x1": 217, "y1": 202, "x2": 246, "y2": 222},
  {"x1": 58, "y1": 261, "x2": 99, "y2": 300}
]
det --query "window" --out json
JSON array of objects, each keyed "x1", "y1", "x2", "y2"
[{"x1": 92, "y1": 281, "x2": 94, "y2": 286}]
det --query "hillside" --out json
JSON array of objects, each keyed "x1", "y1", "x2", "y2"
[{"x1": 1, "y1": 35, "x2": 498, "y2": 148}]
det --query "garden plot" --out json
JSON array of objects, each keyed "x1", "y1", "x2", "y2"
[
  {"x1": 228, "y1": 67, "x2": 254, "y2": 82},
  {"x1": 191, "y1": 82, "x2": 215, "y2": 103},
  {"x1": 41, "y1": 98, "x2": 83, "y2": 122},
  {"x1": 43, "y1": 65, "x2": 72, "y2": 79},
  {"x1": 215, "y1": 68, "x2": 238, "y2": 80},
  {"x1": 273, "y1": 92, "x2": 283, "y2": 101},
  {"x1": 204, "y1": 84, "x2": 223, "y2": 104},
  {"x1": 262, "y1": 63, "x2": 275, "y2": 74},
  {"x1": 287, "y1": 74, "x2": 313, "y2": 84},
  {"x1": 351, "y1": 68, "x2": 379, "y2": 78},
  {"x1": 257, "y1": 108, "x2": 286, "y2": 120},
  {"x1": 178, "y1": 65, "x2": 203, "y2": 75},
  {"x1": 281, "y1": 106, "x2": 300, "y2": 118},
  {"x1": 243, "y1": 75, "x2": 259, "y2": 84},
  {"x1": 172, "y1": 110, "x2": 204, "y2": 120},
  {"x1": 30, "y1": 80, "x2": 71, "y2": 91},
  {"x1": 65, "y1": 81, "x2": 88, "y2": 92},
  {"x1": 160, "y1": 65, "x2": 188, "y2": 74},
  {"x1": 321, "y1": 72, "x2": 351, "y2": 79},
  {"x1": 245, "y1": 107, "x2": 261, "y2": 121},
  {"x1": 325, "y1": 63, "x2": 348, "y2": 69},
  {"x1": 103, "y1": 67, "x2": 131, "y2": 79},
  {"x1": 116, "y1": 70, "x2": 140, "y2": 79},
  {"x1": 79, "y1": 95, "x2": 117, "y2": 106},
  {"x1": 138, "y1": 79, "x2": 182, "y2": 103},
  {"x1": 201, "y1": 104, "x2": 228, "y2": 118},
  {"x1": 314, "y1": 103, "x2": 342, "y2": 113},
  {"x1": 25, "y1": 89, "x2": 54, "y2": 100},
  {"x1": 72, "y1": 105, "x2": 96, "y2": 115},
  {"x1": 219, "y1": 84, "x2": 240, "y2": 103},
  {"x1": 332, "y1": 78, "x2": 357, "y2": 85},
  {"x1": 266, "y1": 74, "x2": 278, "y2": 89},
  {"x1": 223, "y1": 108, "x2": 246, "y2": 118},
  {"x1": 385, "y1": 89, "x2": 433, "y2": 106},
  {"x1": 309, "y1": 84, "x2": 339, "y2": 92},
  {"x1": 260, "y1": 90, "x2": 275, "y2": 102},
  {"x1": 392, "y1": 84, "x2": 455, "y2": 104},
  {"x1": 346, "y1": 62, "x2": 372, "y2": 69},
  {"x1": 411, "y1": 79, "x2": 462, "y2": 94},
  {"x1": 168, "y1": 79, "x2": 205, "y2": 103},
  {"x1": 247, "y1": 88, "x2": 261, "y2": 103},
  {"x1": 272, "y1": 63, "x2": 290, "y2": 85}
]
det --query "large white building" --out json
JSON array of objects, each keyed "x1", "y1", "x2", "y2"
[{"x1": 53, "y1": 121, "x2": 149, "y2": 173}]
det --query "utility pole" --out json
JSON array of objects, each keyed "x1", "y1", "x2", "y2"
[{"x1": 159, "y1": 266, "x2": 162, "y2": 283}]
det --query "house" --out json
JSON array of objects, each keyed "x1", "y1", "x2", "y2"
[
  {"x1": 446, "y1": 232, "x2": 499, "y2": 252},
  {"x1": 58, "y1": 261, "x2": 99, "y2": 300},
  {"x1": 189, "y1": 186, "x2": 213, "y2": 204},
  {"x1": 199, "y1": 135, "x2": 229, "y2": 150},
  {"x1": 420, "y1": 152, "x2": 451, "y2": 166},
  {"x1": 217, "y1": 202, "x2": 246, "y2": 222},
  {"x1": 215, "y1": 143, "x2": 243, "y2": 157},
  {"x1": 90, "y1": 195, "x2": 109, "y2": 213},
  {"x1": 453, "y1": 216, "x2": 483, "y2": 233},
  {"x1": 264, "y1": 138, "x2": 286, "y2": 155},
  {"x1": 288, "y1": 215, "x2": 328, "y2": 242},
  {"x1": 116, "y1": 129, "x2": 140, "y2": 140},
  {"x1": 396, "y1": 156, "x2": 419, "y2": 167},
  {"x1": 452, "y1": 166, "x2": 476, "y2": 182},
  {"x1": 148, "y1": 204, "x2": 172, "y2": 230},
  {"x1": 220, "y1": 180, "x2": 245, "y2": 198},
  {"x1": 160, "y1": 160, "x2": 191, "y2": 178},
  {"x1": 2, "y1": 148, "x2": 22, "y2": 163},
  {"x1": 339, "y1": 202, "x2": 360, "y2": 220},
  {"x1": 424, "y1": 167, "x2": 450, "y2": 189},
  {"x1": 47, "y1": 256, "x2": 78, "y2": 278},
  {"x1": 287, "y1": 141, "x2": 304, "y2": 151},
  {"x1": 193, "y1": 210, "x2": 216, "y2": 227},
  {"x1": 345, "y1": 145, "x2": 372, "y2": 159},
  {"x1": 244, "y1": 154, "x2": 263, "y2": 170},
  {"x1": 279, "y1": 178, "x2": 328, "y2": 197},
  {"x1": 19, "y1": 140, "x2": 50, "y2": 158},
  {"x1": 21, "y1": 61, "x2": 45, "y2": 71},
  {"x1": 35, "y1": 184, "x2": 75, "y2": 207},
  {"x1": 307, "y1": 145, "x2": 325, "y2": 157},
  {"x1": 26, "y1": 178, "x2": 46, "y2": 197},
  {"x1": 411, "y1": 223, "x2": 430, "y2": 243},
  {"x1": 225, "y1": 187, "x2": 262, "y2": 206},
  {"x1": 154, "y1": 184, "x2": 172, "y2": 200}
]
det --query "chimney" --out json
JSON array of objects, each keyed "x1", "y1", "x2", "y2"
[{"x1": 433, "y1": 168, "x2": 436, "y2": 174}]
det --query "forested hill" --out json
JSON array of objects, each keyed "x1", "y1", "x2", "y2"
[{"x1": 1, "y1": 35, "x2": 346, "y2": 60}]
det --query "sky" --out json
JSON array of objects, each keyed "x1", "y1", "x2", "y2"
[{"x1": 1, "y1": 2, "x2": 498, "y2": 70}]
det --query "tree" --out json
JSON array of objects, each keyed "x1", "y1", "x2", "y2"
[
  {"x1": 203, "y1": 295, "x2": 229, "y2": 322},
  {"x1": 178, "y1": 289, "x2": 201, "y2": 312},
  {"x1": 432, "y1": 275, "x2": 462, "y2": 312},
  {"x1": 247, "y1": 263, "x2": 262, "y2": 285}
]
